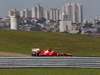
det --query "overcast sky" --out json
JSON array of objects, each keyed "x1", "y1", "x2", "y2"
[{"x1": 0, "y1": 0, "x2": 100, "y2": 19}]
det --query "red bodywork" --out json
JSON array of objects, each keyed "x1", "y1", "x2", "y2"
[{"x1": 32, "y1": 48, "x2": 72, "y2": 56}]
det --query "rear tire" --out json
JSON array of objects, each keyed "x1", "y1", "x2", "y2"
[{"x1": 60, "y1": 54, "x2": 64, "y2": 56}]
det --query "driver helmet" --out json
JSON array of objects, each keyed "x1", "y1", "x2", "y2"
[{"x1": 32, "y1": 48, "x2": 40, "y2": 52}]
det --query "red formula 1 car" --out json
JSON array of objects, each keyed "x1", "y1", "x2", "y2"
[{"x1": 32, "y1": 48, "x2": 72, "y2": 56}]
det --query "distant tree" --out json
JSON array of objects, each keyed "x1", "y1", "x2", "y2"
[{"x1": 36, "y1": 17, "x2": 46, "y2": 24}]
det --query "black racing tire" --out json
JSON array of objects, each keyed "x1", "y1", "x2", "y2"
[
  {"x1": 32, "y1": 53, "x2": 39, "y2": 56},
  {"x1": 38, "y1": 54, "x2": 46, "y2": 56},
  {"x1": 60, "y1": 54, "x2": 64, "y2": 56},
  {"x1": 32, "y1": 54, "x2": 36, "y2": 56}
]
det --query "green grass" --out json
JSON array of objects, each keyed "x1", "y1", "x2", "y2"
[
  {"x1": 0, "y1": 68, "x2": 100, "y2": 75},
  {"x1": 0, "y1": 29, "x2": 100, "y2": 75},
  {"x1": 0, "y1": 30, "x2": 100, "y2": 56}
]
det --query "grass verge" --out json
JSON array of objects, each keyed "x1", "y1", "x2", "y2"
[{"x1": 0, "y1": 30, "x2": 100, "y2": 75}]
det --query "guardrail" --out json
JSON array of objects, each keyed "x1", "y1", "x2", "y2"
[{"x1": 0, "y1": 57, "x2": 100, "y2": 68}]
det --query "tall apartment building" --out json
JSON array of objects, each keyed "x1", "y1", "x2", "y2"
[
  {"x1": 43, "y1": 8, "x2": 60, "y2": 21},
  {"x1": 49, "y1": 8, "x2": 60, "y2": 21},
  {"x1": 20, "y1": 8, "x2": 30, "y2": 18},
  {"x1": 32, "y1": 4, "x2": 60, "y2": 21},
  {"x1": 8, "y1": 9, "x2": 18, "y2": 17},
  {"x1": 10, "y1": 16, "x2": 17, "y2": 30},
  {"x1": 32, "y1": 4, "x2": 44, "y2": 19},
  {"x1": 43, "y1": 7, "x2": 50, "y2": 20},
  {"x1": 8, "y1": 9, "x2": 18, "y2": 30},
  {"x1": 62, "y1": 2, "x2": 82, "y2": 23}
]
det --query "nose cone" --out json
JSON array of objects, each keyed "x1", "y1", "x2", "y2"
[{"x1": 65, "y1": 53, "x2": 72, "y2": 56}]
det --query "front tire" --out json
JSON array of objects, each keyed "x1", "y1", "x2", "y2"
[
  {"x1": 32, "y1": 54, "x2": 36, "y2": 56},
  {"x1": 32, "y1": 53, "x2": 39, "y2": 56}
]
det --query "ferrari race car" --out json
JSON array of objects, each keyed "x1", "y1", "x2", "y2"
[{"x1": 32, "y1": 48, "x2": 72, "y2": 56}]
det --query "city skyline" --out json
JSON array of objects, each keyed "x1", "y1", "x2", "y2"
[
  {"x1": 0, "y1": 0, "x2": 100, "y2": 19},
  {"x1": 8, "y1": 3, "x2": 82, "y2": 23}
]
